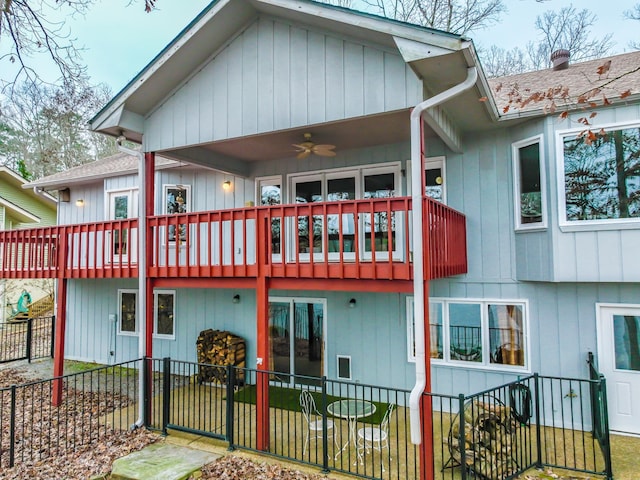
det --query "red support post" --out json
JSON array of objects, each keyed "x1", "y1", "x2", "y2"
[
  {"x1": 52, "y1": 278, "x2": 67, "y2": 406},
  {"x1": 256, "y1": 275, "x2": 270, "y2": 451}
]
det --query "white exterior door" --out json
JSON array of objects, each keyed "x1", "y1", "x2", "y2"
[{"x1": 597, "y1": 304, "x2": 640, "y2": 435}]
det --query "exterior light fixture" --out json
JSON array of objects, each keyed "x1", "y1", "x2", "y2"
[
  {"x1": 348, "y1": 298, "x2": 356, "y2": 308},
  {"x1": 223, "y1": 180, "x2": 232, "y2": 191},
  {"x1": 75, "y1": 199, "x2": 84, "y2": 207},
  {"x1": 232, "y1": 294, "x2": 240, "y2": 304}
]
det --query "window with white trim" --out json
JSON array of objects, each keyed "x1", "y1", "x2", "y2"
[
  {"x1": 117, "y1": 289, "x2": 176, "y2": 338},
  {"x1": 513, "y1": 137, "x2": 546, "y2": 229},
  {"x1": 154, "y1": 290, "x2": 176, "y2": 339},
  {"x1": 558, "y1": 123, "x2": 640, "y2": 225},
  {"x1": 406, "y1": 156, "x2": 447, "y2": 203},
  {"x1": 118, "y1": 289, "x2": 138, "y2": 335},
  {"x1": 407, "y1": 297, "x2": 528, "y2": 370}
]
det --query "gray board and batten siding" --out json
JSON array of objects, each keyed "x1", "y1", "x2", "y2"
[
  {"x1": 143, "y1": 16, "x2": 422, "y2": 152},
  {"x1": 513, "y1": 104, "x2": 640, "y2": 283}
]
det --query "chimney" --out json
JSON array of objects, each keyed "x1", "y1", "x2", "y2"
[{"x1": 551, "y1": 49, "x2": 570, "y2": 71}]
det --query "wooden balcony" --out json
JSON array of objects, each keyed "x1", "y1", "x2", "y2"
[{"x1": 0, "y1": 197, "x2": 466, "y2": 282}]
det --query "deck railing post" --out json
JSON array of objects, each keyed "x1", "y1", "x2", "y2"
[
  {"x1": 226, "y1": 365, "x2": 236, "y2": 450},
  {"x1": 534, "y1": 373, "x2": 542, "y2": 468},
  {"x1": 599, "y1": 376, "x2": 613, "y2": 480},
  {"x1": 162, "y1": 357, "x2": 171, "y2": 435},
  {"x1": 26, "y1": 318, "x2": 33, "y2": 362},
  {"x1": 458, "y1": 393, "x2": 466, "y2": 480},
  {"x1": 321, "y1": 376, "x2": 329, "y2": 473},
  {"x1": 9, "y1": 384, "x2": 16, "y2": 467}
]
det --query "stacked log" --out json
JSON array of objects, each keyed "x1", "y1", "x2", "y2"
[
  {"x1": 196, "y1": 329, "x2": 245, "y2": 385},
  {"x1": 447, "y1": 399, "x2": 521, "y2": 480}
]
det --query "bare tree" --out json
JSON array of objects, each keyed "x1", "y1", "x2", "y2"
[
  {"x1": 480, "y1": 45, "x2": 530, "y2": 78},
  {"x1": 624, "y1": 3, "x2": 640, "y2": 49},
  {"x1": 361, "y1": 0, "x2": 506, "y2": 34},
  {"x1": 0, "y1": 0, "x2": 159, "y2": 96},
  {"x1": 526, "y1": 6, "x2": 614, "y2": 70},
  {"x1": 1, "y1": 78, "x2": 117, "y2": 179}
]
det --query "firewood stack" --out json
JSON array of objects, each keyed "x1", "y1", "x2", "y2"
[
  {"x1": 196, "y1": 329, "x2": 246, "y2": 385},
  {"x1": 447, "y1": 399, "x2": 521, "y2": 480}
]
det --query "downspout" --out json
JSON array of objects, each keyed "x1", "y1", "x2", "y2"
[
  {"x1": 116, "y1": 139, "x2": 147, "y2": 429},
  {"x1": 409, "y1": 66, "x2": 478, "y2": 444}
]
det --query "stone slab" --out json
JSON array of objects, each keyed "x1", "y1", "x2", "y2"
[{"x1": 111, "y1": 443, "x2": 220, "y2": 480}]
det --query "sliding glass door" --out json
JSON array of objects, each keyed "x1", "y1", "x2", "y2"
[{"x1": 269, "y1": 298, "x2": 326, "y2": 385}]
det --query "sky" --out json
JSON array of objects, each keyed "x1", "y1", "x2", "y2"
[{"x1": 4, "y1": 0, "x2": 639, "y2": 94}]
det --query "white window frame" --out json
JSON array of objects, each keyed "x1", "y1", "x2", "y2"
[
  {"x1": 406, "y1": 156, "x2": 447, "y2": 203},
  {"x1": 556, "y1": 120, "x2": 640, "y2": 230},
  {"x1": 407, "y1": 297, "x2": 444, "y2": 363},
  {"x1": 512, "y1": 136, "x2": 547, "y2": 231},
  {"x1": 407, "y1": 296, "x2": 530, "y2": 372},
  {"x1": 106, "y1": 188, "x2": 139, "y2": 263},
  {"x1": 117, "y1": 289, "x2": 138, "y2": 336},
  {"x1": 154, "y1": 290, "x2": 176, "y2": 340},
  {"x1": 256, "y1": 176, "x2": 283, "y2": 203},
  {"x1": 163, "y1": 184, "x2": 191, "y2": 246},
  {"x1": 287, "y1": 162, "x2": 403, "y2": 262}
]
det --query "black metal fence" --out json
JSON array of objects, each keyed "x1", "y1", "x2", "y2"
[
  {"x1": 145, "y1": 357, "x2": 613, "y2": 480},
  {"x1": 0, "y1": 359, "x2": 140, "y2": 469},
  {"x1": 0, "y1": 316, "x2": 55, "y2": 364}
]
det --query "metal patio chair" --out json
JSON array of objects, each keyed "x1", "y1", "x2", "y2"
[
  {"x1": 356, "y1": 403, "x2": 394, "y2": 471},
  {"x1": 300, "y1": 390, "x2": 337, "y2": 456}
]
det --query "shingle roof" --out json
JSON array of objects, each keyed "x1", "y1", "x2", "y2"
[
  {"x1": 25, "y1": 151, "x2": 177, "y2": 190},
  {"x1": 489, "y1": 50, "x2": 640, "y2": 116}
]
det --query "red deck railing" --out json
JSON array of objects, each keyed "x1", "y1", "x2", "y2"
[{"x1": 0, "y1": 197, "x2": 466, "y2": 281}]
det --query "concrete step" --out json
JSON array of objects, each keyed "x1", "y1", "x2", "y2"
[{"x1": 110, "y1": 443, "x2": 220, "y2": 480}]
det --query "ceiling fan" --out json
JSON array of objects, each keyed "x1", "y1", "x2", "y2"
[{"x1": 292, "y1": 132, "x2": 336, "y2": 159}]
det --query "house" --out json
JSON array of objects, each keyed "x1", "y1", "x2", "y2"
[
  {"x1": 1, "y1": 0, "x2": 638, "y2": 462},
  {"x1": 0, "y1": 166, "x2": 57, "y2": 322}
]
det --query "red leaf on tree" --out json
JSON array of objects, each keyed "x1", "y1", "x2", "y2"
[
  {"x1": 620, "y1": 90, "x2": 632, "y2": 99},
  {"x1": 559, "y1": 111, "x2": 569, "y2": 119},
  {"x1": 503, "y1": 105, "x2": 510, "y2": 113}
]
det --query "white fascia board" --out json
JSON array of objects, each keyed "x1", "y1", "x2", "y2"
[
  {"x1": 393, "y1": 36, "x2": 455, "y2": 62},
  {"x1": 0, "y1": 196, "x2": 41, "y2": 223},
  {"x1": 254, "y1": 0, "x2": 463, "y2": 51}
]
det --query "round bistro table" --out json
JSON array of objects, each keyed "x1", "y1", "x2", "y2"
[{"x1": 327, "y1": 399, "x2": 376, "y2": 460}]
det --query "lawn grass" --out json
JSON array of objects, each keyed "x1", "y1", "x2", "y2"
[{"x1": 234, "y1": 384, "x2": 388, "y2": 425}]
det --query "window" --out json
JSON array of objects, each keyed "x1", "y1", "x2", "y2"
[
  {"x1": 406, "y1": 157, "x2": 447, "y2": 203},
  {"x1": 107, "y1": 189, "x2": 139, "y2": 260},
  {"x1": 425, "y1": 157, "x2": 446, "y2": 202},
  {"x1": 407, "y1": 297, "x2": 528, "y2": 370},
  {"x1": 154, "y1": 290, "x2": 176, "y2": 339},
  {"x1": 513, "y1": 137, "x2": 546, "y2": 229},
  {"x1": 116, "y1": 289, "x2": 175, "y2": 338},
  {"x1": 257, "y1": 176, "x2": 282, "y2": 254},
  {"x1": 118, "y1": 289, "x2": 138, "y2": 335},
  {"x1": 288, "y1": 163, "x2": 401, "y2": 259},
  {"x1": 407, "y1": 298, "x2": 443, "y2": 362},
  {"x1": 163, "y1": 184, "x2": 191, "y2": 243},
  {"x1": 558, "y1": 123, "x2": 640, "y2": 225}
]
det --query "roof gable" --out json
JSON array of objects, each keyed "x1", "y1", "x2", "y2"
[
  {"x1": 90, "y1": 0, "x2": 468, "y2": 142},
  {"x1": 143, "y1": 15, "x2": 424, "y2": 153}
]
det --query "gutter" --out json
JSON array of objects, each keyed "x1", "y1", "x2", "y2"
[
  {"x1": 409, "y1": 66, "x2": 478, "y2": 444},
  {"x1": 116, "y1": 139, "x2": 147, "y2": 429}
]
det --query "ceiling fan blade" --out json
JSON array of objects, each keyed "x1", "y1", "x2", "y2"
[
  {"x1": 313, "y1": 144, "x2": 337, "y2": 157},
  {"x1": 313, "y1": 144, "x2": 336, "y2": 151},
  {"x1": 297, "y1": 150, "x2": 311, "y2": 160}
]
